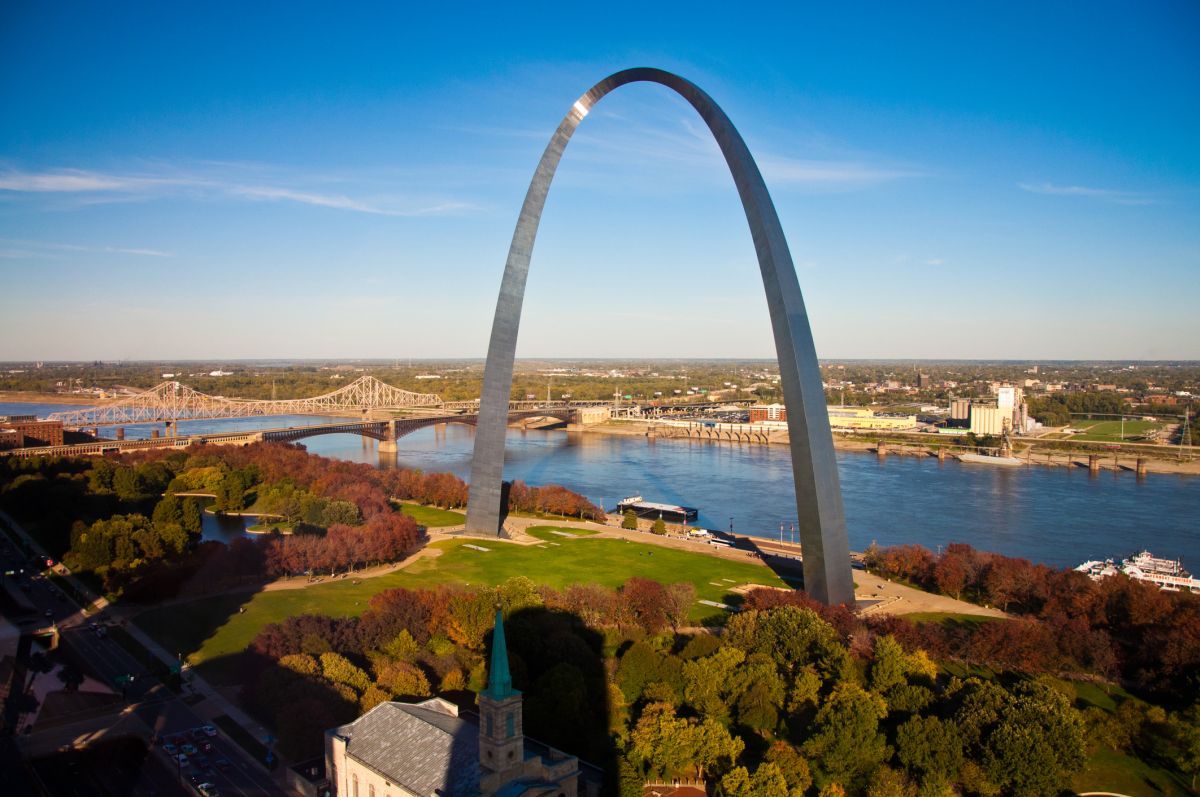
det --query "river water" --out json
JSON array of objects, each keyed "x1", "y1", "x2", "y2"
[{"x1": 4, "y1": 403, "x2": 1197, "y2": 569}]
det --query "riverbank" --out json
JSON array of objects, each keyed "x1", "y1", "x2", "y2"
[
  {"x1": 576, "y1": 420, "x2": 1200, "y2": 476},
  {"x1": 0, "y1": 391, "x2": 99, "y2": 406}
]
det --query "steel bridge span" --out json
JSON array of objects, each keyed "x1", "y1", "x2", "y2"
[
  {"x1": 47, "y1": 375, "x2": 444, "y2": 427},
  {"x1": 3, "y1": 408, "x2": 577, "y2": 459}
]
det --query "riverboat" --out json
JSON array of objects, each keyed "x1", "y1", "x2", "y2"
[
  {"x1": 1075, "y1": 550, "x2": 1200, "y2": 592},
  {"x1": 616, "y1": 495, "x2": 698, "y2": 523}
]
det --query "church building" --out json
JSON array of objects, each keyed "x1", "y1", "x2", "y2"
[{"x1": 324, "y1": 608, "x2": 589, "y2": 797}]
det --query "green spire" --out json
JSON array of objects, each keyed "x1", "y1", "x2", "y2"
[{"x1": 482, "y1": 606, "x2": 519, "y2": 700}]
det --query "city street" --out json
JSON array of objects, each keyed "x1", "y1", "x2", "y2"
[{"x1": 2, "y1": 520, "x2": 286, "y2": 796}]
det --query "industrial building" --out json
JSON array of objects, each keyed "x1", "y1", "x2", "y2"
[
  {"x1": 0, "y1": 416, "x2": 64, "y2": 448},
  {"x1": 749, "y1": 404, "x2": 917, "y2": 431}
]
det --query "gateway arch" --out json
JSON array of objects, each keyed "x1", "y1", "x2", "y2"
[{"x1": 464, "y1": 68, "x2": 854, "y2": 606}]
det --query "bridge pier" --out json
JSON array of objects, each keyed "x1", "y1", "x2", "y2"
[
  {"x1": 378, "y1": 419, "x2": 399, "y2": 452},
  {"x1": 1088, "y1": 454, "x2": 1100, "y2": 473}
]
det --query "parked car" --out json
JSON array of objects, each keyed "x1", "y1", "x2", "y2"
[
  {"x1": 200, "y1": 724, "x2": 218, "y2": 737},
  {"x1": 176, "y1": 754, "x2": 190, "y2": 767},
  {"x1": 180, "y1": 743, "x2": 197, "y2": 756},
  {"x1": 162, "y1": 743, "x2": 178, "y2": 756}
]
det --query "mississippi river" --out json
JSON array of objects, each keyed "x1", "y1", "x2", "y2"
[{"x1": 3, "y1": 403, "x2": 1196, "y2": 569}]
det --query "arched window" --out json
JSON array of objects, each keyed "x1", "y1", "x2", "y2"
[
  {"x1": 352, "y1": 774, "x2": 359, "y2": 797},
  {"x1": 505, "y1": 711, "x2": 515, "y2": 738}
]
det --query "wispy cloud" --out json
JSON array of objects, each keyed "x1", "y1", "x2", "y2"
[
  {"x1": 0, "y1": 165, "x2": 474, "y2": 216},
  {"x1": 562, "y1": 108, "x2": 924, "y2": 191},
  {"x1": 1017, "y1": 182, "x2": 1155, "y2": 205},
  {"x1": 0, "y1": 238, "x2": 172, "y2": 257}
]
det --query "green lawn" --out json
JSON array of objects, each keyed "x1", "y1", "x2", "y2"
[
  {"x1": 134, "y1": 536, "x2": 785, "y2": 685},
  {"x1": 1070, "y1": 419, "x2": 1167, "y2": 442},
  {"x1": 903, "y1": 611, "x2": 1000, "y2": 627},
  {"x1": 1074, "y1": 745, "x2": 1192, "y2": 796},
  {"x1": 523, "y1": 525, "x2": 600, "y2": 541},
  {"x1": 397, "y1": 503, "x2": 465, "y2": 527}
]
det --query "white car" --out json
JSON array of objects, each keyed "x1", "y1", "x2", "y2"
[{"x1": 201, "y1": 724, "x2": 219, "y2": 737}]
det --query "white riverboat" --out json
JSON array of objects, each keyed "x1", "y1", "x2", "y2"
[{"x1": 1075, "y1": 550, "x2": 1200, "y2": 592}]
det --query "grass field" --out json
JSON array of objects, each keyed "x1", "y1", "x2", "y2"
[
  {"x1": 1069, "y1": 418, "x2": 1167, "y2": 442},
  {"x1": 902, "y1": 611, "x2": 999, "y2": 627},
  {"x1": 397, "y1": 503, "x2": 465, "y2": 527},
  {"x1": 524, "y1": 525, "x2": 600, "y2": 541},
  {"x1": 134, "y1": 535, "x2": 785, "y2": 685},
  {"x1": 1073, "y1": 745, "x2": 1192, "y2": 796}
]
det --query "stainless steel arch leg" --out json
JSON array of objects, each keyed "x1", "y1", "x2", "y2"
[{"x1": 463, "y1": 68, "x2": 854, "y2": 606}]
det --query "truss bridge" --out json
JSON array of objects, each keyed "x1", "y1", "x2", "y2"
[
  {"x1": 4, "y1": 407, "x2": 579, "y2": 458},
  {"x1": 47, "y1": 376, "x2": 443, "y2": 427}
]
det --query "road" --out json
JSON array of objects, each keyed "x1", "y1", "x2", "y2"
[{"x1": 1, "y1": 519, "x2": 287, "y2": 796}]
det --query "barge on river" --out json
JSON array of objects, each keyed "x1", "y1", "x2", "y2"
[{"x1": 616, "y1": 495, "x2": 698, "y2": 524}]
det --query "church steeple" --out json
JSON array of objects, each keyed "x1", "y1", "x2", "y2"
[
  {"x1": 479, "y1": 605, "x2": 525, "y2": 793},
  {"x1": 481, "y1": 606, "x2": 518, "y2": 701}
]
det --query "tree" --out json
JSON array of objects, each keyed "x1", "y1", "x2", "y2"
[
  {"x1": 622, "y1": 510, "x2": 638, "y2": 530},
  {"x1": 955, "y1": 680, "x2": 1086, "y2": 797},
  {"x1": 865, "y1": 766, "x2": 916, "y2": 797},
  {"x1": 764, "y1": 741, "x2": 812, "y2": 794},
  {"x1": 895, "y1": 716, "x2": 963, "y2": 783},
  {"x1": 112, "y1": 467, "x2": 144, "y2": 500},
  {"x1": 319, "y1": 652, "x2": 371, "y2": 694},
  {"x1": 801, "y1": 682, "x2": 890, "y2": 788},
  {"x1": 682, "y1": 646, "x2": 745, "y2": 721},
  {"x1": 1170, "y1": 705, "x2": 1200, "y2": 790},
  {"x1": 56, "y1": 663, "x2": 85, "y2": 692},
  {"x1": 869, "y1": 635, "x2": 908, "y2": 695},
  {"x1": 373, "y1": 659, "x2": 431, "y2": 698},
  {"x1": 652, "y1": 516, "x2": 666, "y2": 535},
  {"x1": 663, "y1": 583, "x2": 696, "y2": 631}
]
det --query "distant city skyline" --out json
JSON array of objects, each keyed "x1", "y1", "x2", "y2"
[{"x1": 1, "y1": 3, "x2": 1197, "y2": 360}]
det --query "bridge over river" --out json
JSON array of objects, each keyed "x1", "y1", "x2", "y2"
[{"x1": 2, "y1": 407, "x2": 578, "y2": 458}]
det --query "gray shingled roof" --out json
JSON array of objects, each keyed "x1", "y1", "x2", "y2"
[{"x1": 333, "y1": 700, "x2": 480, "y2": 797}]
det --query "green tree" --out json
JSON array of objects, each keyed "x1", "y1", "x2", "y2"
[
  {"x1": 682, "y1": 646, "x2": 745, "y2": 721},
  {"x1": 112, "y1": 467, "x2": 144, "y2": 500},
  {"x1": 180, "y1": 497, "x2": 202, "y2": 537},
  {"x1": 895, "y1": 716, "x2": 963, "y2": 783},
  {"x1": 865, "y1": 766, "x2": 916, "y2": 797},
  {"x1": 1170, "y1": 705, "x2": 1200, "y2": 790},
  {"x1": 321, "y1": 499, "x2": 360, "y2": 527},
  {"x1": 730, "y1": 652, "x2": 786, "y2": 732},
  {"x1": 764, "y1": 742, "x2": 812, "y2": 794},
  {"x1": 955, "y1": 680, "x2": 1086, "y2": 797},
  {"x1": 719, "y1": 767, "x2": 752, "y2": 797},
  {"x1": 725, "y1": 606, "x2": 852, "y2": 682},
  {"x1": 652, "y1": 516, "x2": 666, "y2": 535},
  {"x1": 622, "y1": 510, "x2": 638, "y2": 530},
  {"x1": 869, "y1": 635, "x2": 908, "y2": 695},
  {"x1": 802, "y1": 682, "x2": 890, "y2": 788}
]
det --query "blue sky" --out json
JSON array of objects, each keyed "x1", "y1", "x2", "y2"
[{"x1": 1, "y1": 2, "x2": 1197, "y2": 360}]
